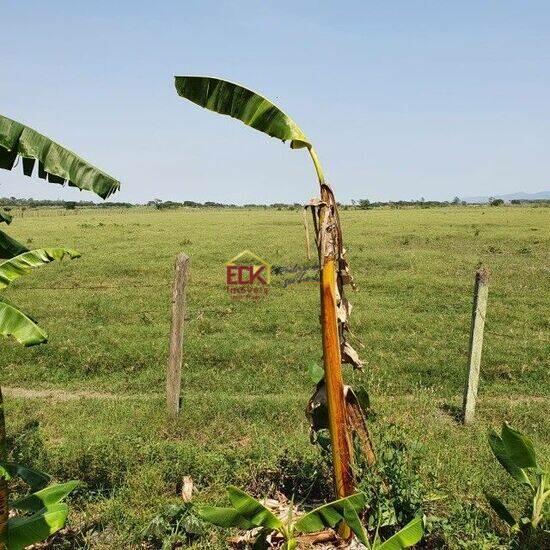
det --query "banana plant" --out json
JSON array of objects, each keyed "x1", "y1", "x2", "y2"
[
  {"x1": 0, "y1": 111, "x2": 121, "y2": 338},
  {"x1": 0, "y1": 113, "x2": 120, "y2": 547},
  {"x1": 197, "y1": 486, "x2": 423, "y2": 549},
  {"x1": 174, "y1": 78, "x2": 373, "y2": 535},
  {"x1": 0, "y1": 462, "x2": 78, "y2": 550},
  {"x1": 198, "y1": 486, "x2": 367, "y2": 549},
  {"x1": 485, "y1": 422, "x2": 549, "y2": 543}
]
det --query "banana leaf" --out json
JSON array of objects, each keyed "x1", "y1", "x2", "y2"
[
  {"x1": 0, "y1": 231, "x2": 29, "y2": 260},
  {"x1": 295, "y1": 493, "x2": 367, "y2": 544},
  {"x1": 11, "y1": 480, "x2": 79, "y2": 512},
  {"x1": 8, "y1": 502, "x2": 68, "y2": 550},
  {"x1": 0, "y1": 248, "x2": 80, "y2": 290},
  {"x1": 196, "y1": 506, "x2": 253, "y2": 529},
  {"x1": 485, "y1": 493, "x2": 517, "y2": 527},
  {"x1": 0, "y1": 299, "x2": 47, "y2": 345},
  {"x1": 501, "y1": 422, "x2": 537, "y2": 470},
  {"x1": 0, "y1": 212, "x2": 12, "y2": 225},
  {"x1": 377, "y1": 516, "x2": 424, "y2": 549},
  {"x1": 0, "y1": 463, "x2": 50, "y2": 491},
  {"x1": 308, "y1": 363, "x2": 324, "y2": 384},
  {"x1": 197, "y1": 487, "x2": 282, "y2": 531},
  {"x1": 226, "y1": 486, "x2": 283, "y2": 530},
  {"x1": 0, "y1": 114, "x2": 120, "y2": 199},
  {"x1": 174, "y1": 76, "x2": 310, "y2": 150},
  {"x1": 489, "y1": 429, "x2": 533, "y2": 487}
]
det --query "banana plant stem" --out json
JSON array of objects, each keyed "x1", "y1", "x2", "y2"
[
  {"x1": 309, "y1": 147, "x2": 355, "y2": 539},
  {"x1": 319, "y1": 258, "x2": 354, "y2": 493},
  {"x1": 531, "y1": 474, "x2": 548, "y2": 529}
]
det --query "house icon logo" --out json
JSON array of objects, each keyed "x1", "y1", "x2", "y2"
[{"x1": 225, "y1": 250, "x2": 271, "y2": 300}]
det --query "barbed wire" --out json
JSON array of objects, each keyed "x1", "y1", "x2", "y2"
[
  {"x1": 20, "y1": 283, "x2": 168, "y2": 290},
  {"x1": 10, "y1": 285, "x2": 550, "y2": 342},
  {"x1": 484, "y1": 329, "x2": 549, "y2": 342}
]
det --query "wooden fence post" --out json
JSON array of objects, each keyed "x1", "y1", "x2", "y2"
[
  {"x1": 166, "y1": 253, "x2": 190, "y2": 417},
  {"x1": 303, "y1": 208, "x2": 311, "y2": 261},
  {"x1": 462, "y1": 267, "x2": 489, "y2": 424}
]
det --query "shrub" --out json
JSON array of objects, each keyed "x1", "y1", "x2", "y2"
[
  {"x1": 355, "y1": 426, "x2": 425, "y2": 536},
  {"x1": 426, "y1": 501, "x2": 507, "y2": 549}
]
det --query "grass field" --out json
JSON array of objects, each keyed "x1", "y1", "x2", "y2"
[{"x1": 1, "y1": 205, "x2": 548, "y2": 548}]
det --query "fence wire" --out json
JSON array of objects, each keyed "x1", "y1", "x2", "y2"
[
  {"x1": 22, "y1": 283, "x2": 168, "y2": 290},
  {"x1": 12, "y1": 283, "x2": 550, "y2": 342}
]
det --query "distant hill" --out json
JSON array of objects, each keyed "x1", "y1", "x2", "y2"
[{"x1": 462, "y1": 190, "x2": 550, "y2": 204}]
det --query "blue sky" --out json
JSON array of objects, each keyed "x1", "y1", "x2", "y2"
[{"x1": 1, "y1": 1, "x2": 548, "y2": 204}]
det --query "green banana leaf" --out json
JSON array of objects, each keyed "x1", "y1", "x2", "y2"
[
  {"x1": 226, "y1": 486, "x2": 283, "y2": 530},
  {"x1": 0, "y1": 463, "x2": 50, "y2": 491},
  {"x1": 501, "y1": 422, "x2": 537, "y2": 469},
  {"x1": 485, "y1": 493, "x2": 517, "y2": 527},
  {"x1": 0, "y1": 230, "x2": 29, "y2": 260},
  {"x1": 11, "y1": 480, "x2": 79, "y2": 512},
  {"x1": 308, "y1": 363, "x2": 324, "y2": 384},
  {"x1": 377, "y1": 516, "x2": 424, "y2": 549},
  {"x1": 174, "y1": 76, "x2": 310, "y2": 150},
  {"x1": 8, "y1": 502, "x2": 68, "y2": 550},
  {"x1": 0, "y1": 248, "x2": 80, "y2": 290},
  {"x1": 196, "y1": 506, "x2": 253, "y2": 529},
  {"x1": 0, "y1": 299, "x2": 47, "y2": 345},
  {"x1": 0, "y1": 114, "x2": 120, "y2": 199},
  {"x1": 0, "y1": 211, "x2": 12, "y2": 225},
  {"x1": 295, "y1": 493, "x2": 367, "y2": 545},
  {"x1": 0, "y1": 464, "x2": 10, "y2": 481},
  {"x1": 489, "y1": 429, "x2": 533, "y2": 487}
]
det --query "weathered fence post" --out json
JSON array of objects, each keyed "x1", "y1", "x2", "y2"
[
  {"x1": 302, "y1": 207, "x2": 311, "y2": 260},
  {"x1": 462, "y1": 267, "x2": 489, "y2": 424},
  {"x1": 166, "y1": 253, "x2": 190, "y2": 417}
]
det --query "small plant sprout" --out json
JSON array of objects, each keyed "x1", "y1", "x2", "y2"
[
  {"x1": 486, "y1": 422, "x2": 549, "y2": 545},
  {"x1": 197, "y1": 486, "x2": 424, "y2": 549}
]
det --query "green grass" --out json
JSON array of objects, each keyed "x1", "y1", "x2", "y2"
[{"x1": 1, "y1": 205, "x2": 548, "y2": 548}]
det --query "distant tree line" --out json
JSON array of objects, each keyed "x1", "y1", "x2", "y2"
[
  {"x1": 147, "y1": 199, "x2": 242, "y2": 209},
  {"x1": 353, "y1": 197, "x2": 549, "y2": 209},
  {"x1": 146, "y1": 199, "x2": 304, "y2": 210},
  {"x1": 1, "y1": 196, "x2": 547, "y2": 211},
  {"x1": 510, "y1": 199, "x2": 549, "y2": 205},
  {"x1": 352, "y1": 197, "x2": 467, "y2": 209},
  {"x1": 0, "y1": 197, "x2": 133, "y2": 209}
]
